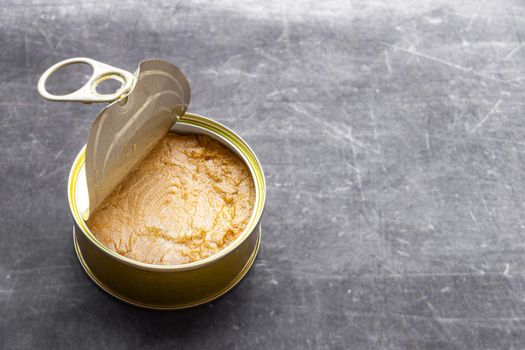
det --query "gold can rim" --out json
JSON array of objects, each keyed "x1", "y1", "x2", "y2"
[{"x1": 68, "y1": 113, "x2": 266, "y2": 272}]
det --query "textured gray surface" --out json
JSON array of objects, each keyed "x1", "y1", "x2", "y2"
[{"x1": 2, "y1": 0, "x2": 525, "y2": 349}]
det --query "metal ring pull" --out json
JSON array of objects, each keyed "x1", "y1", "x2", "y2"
[{"x1": 37, "y1": 57, "x2": 135, "y2": 103}]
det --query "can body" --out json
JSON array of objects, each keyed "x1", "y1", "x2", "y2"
[{"x1": 68, "y1": 113, "x2": 266, "y2": 309}]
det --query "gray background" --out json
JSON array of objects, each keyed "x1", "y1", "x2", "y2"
[{"x1": 1, "y1": 0, "x2": 525, "y2": 349}]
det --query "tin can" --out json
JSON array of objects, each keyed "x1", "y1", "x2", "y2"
[{"x1": 68, "y1": 113, "x2": 266, "y2": 309}]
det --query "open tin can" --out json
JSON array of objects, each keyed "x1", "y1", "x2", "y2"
[{"x1": 39, "y1": 58, "x2": 266, "y2": 309}]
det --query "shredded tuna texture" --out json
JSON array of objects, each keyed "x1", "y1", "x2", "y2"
[{"x1": 87, "y1": 133, "x2": 255, "y2": 265}]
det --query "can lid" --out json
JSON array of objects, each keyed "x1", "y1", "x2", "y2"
[{"x1": 38, "y1": 58, "x2": 191, "y2": 217}]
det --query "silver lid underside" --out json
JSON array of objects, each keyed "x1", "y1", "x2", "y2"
[{"x1": 85, "y1": 60, "x2": 190, "y2": 217}]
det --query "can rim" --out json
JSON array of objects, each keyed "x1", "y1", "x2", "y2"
[{"x1": 68, "y1": 113, "x2": 266, "y2": 272}]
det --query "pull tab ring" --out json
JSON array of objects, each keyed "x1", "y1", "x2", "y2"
[{"x1": 37, "y1": 57, "x2": 135, "y2": 103}]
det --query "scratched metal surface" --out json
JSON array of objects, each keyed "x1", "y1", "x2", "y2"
[{"x1": 1, "y1": 0, "x2": 525, "y2": 349}]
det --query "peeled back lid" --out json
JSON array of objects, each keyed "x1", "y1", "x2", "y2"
[{"x1": 38, "y1": 58, "x2": 191, "y2": 218}]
